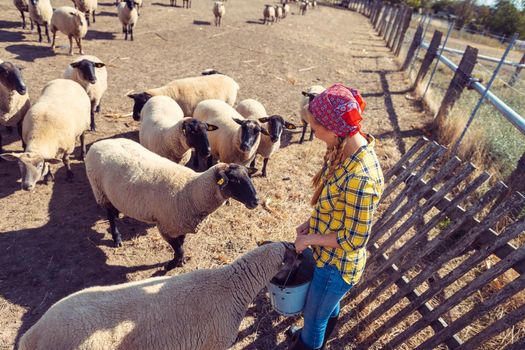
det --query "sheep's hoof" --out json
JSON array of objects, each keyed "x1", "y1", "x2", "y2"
[
  {"x1": 165, "y1": 257, "x2": 190, "y2": 270},
  {"x1": 90, "y1": 125, "x2": 97, "y2": 132},
  {"x1": 114, "y1": 239, "x2": 123, "y2": 248},
  {"x1": 44, "y1": 172, "x2": 54, "y2": 183}
]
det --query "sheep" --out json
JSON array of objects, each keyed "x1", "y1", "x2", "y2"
[
  {"x1": 169, "y1": 0, "x2": 176, "y2": 6},
  {"x1": 115, "y1": 0, "x2": 142, "y2": 16},
  {"x1": 139, "y1": 96, "x2": 219, "y2": 167},
  {"x1": 274, "y1": 5, "x2": 283, "y2": 22},
  {"x1": 193, "y1": 99, "x2": 267, "y2": 169},
  {"x1": 299, "y1": 85, "x2": 325, "y2": 143},
  {"x1": 118, "y1": 0, "x2": 138, "y2": 41},
  {"x1": 236, "y1": 99, "x2": 296, "y2": 177},
  {"x1": 0, "y1": 79, "x2": 90, "y2": 191},
  {"x1": 263, "y1": 4, "x2": 275, "y2": 25},
  {"x1": 282, "y1": 3, "x2": 290, "y2": 18},
  {"x1": 183, "y1": 0, "x2": 191, "y2": 8},
  {"x1": 13, "y1": 0, "x2": 34, "y2": 30},
  {"x1": 84, "y1": 138, "x2": 259, "y2": 268},
  {"x1": 50, "y1": 7, "x2": 88, "y2": 56},
  {"x1": 19, "y1": 242, "x2": 301, "y2": 350},
  {"x1": 213, "y1": 2, "x2": 225, "y2": 27},
  {"x1": 312, "y1": 0, "x2": 317, "y2": 8},
  {"x1": 72, "y1": 0, "x2": 97, "y2": 26},
  {"x1": 299, "y1": 1, "x2": 307, "y2": 15},
  {"x1": 127, "y1": 72, "x2": 239, "y2": 120},
  {"x1": 28, "y1": 0, "x2": 52, "y2": 42},
  {"x1": 63, "y1": 55, "x2": 107, "y2": 131},
  {"x1": 0, "y1": 60, "x2": 30, "y2": 154}
]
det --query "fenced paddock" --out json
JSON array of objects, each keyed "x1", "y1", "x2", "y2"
[{"x1": 1, "y1": 0, "x2": 523, "y2": 350}]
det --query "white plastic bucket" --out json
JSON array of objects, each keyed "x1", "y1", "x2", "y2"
[{"x1": 268, "y1": 280, "x2": 311, "y2": 316}]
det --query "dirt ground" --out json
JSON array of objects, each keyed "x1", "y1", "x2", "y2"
[{"x1": 0, "y1": 1, "x2": 429, "y2": 349}]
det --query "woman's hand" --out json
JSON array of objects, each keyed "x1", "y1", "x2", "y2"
[
  {"x1": 294, "y1": 234, "x2": 311, "y2": 254},
  {"x1": 296, "y1": 220, "x2": 309, "y2": 236}
]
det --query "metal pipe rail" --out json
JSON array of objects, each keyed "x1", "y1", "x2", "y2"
[
  {"x1": 435, "y1": 45, "x2": 525, "y2": 68},
  {"x1": 421, "y1": 41, "x2": 525, "y2": 136}
]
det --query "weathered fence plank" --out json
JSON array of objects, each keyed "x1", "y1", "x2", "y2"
[
  {"x1": 402, "y1": 24, "x2": 423, "y2": 70},
  {"x1": 387, "y1": 6, "x2": 403, "y2": 48},
  {"x1": 414, "y1": 30, "x2": 442, "y2": 87},
  {"x1": 434, "y1": 45, "x2": 479, "y2": 128},
  {"x1": 395, "y1": 7, "x2": 413, "y2": 56},
  {"x1": 384, "y1": 137, "x2": 428, "y2": 181}
]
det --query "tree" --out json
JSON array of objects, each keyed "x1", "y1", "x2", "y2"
[{"x1": 487, "y1": 0, "x2": 524, "y2": 38}]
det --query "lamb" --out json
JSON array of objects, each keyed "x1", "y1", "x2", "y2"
[
  {"x1": 299, "y1": 1, "x2": 307, "y2": 15},
  {"x1": 139, "y1": 96, "x2": 219, "y2": 166},
  {"x1": 13, "y1": 0, "x2": 34, "y2": 30},
  {"x1": 28, "y1": 0, "x2": 53, "y2": 42},
  {"x1": 213, "y1": 2, "x2": 225, "y2": 27},
  {"x1": 72, "y1": 0, "x2": 97, "y2": 26},
  {"x1": 236, "y1": 99, "x2": 296, "y2": 177},
  {"x1": 117, "y1": 0, "x2": 138, "y2": 41},
  {"x1": 193, "y1": 99, "x2": 266, "y2": 168},
  {"x1": 274, "y1": 5, "x2": 282, "y2": 22},
  {"x1": 63, "y1": 55, "x2": 107, "y2": 131},
  {"x1": 50, "y1": 7, "x2": 88, "y2": 56},
  {"x1": 0, "y1": 60, "x2": 30, "y2": 154},
  {"x1": 84, "y1": 138, "x2": 259, "y2": 269},
  {"x1": 0, "y1": 79, "x2": 90, "y2": 191},
  {"x1": 299, "y1": 84, "x2": 325, "y2": 143},
  {"x1": 263, "y1": 4, "x2": 275, "y2": 24},
  {"x1": 282, "y1": 3, "x2": 290, "y2": 18},
  {"x1": 19, "y1": 242, "x2": 301, "y2": 350},
  {"x1": 127, "y1": 72, "x2": 239, "y2": 120}
]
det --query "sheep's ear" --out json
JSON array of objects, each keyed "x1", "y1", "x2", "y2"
[
  {"x1": 256, "y1": 240, "x2": 273, "y2": 246},
  {"x1": 233, "y1": 118, "x2": 244, "y2": 125},
  {"x1": 260, "y1": 127, "x2": 270, "y2": 136},
  {"x1": 216, "y1": 169, "x2": 229, "y2": 189},
  {"x1": 47, "y1": 158, "x2": 62, "y2": 165},
  {"x1": 258, "y1": 117, "x2": 270, "y2": 123},
  {"x1": 94, "y1": 62, "x2": 105, "y2": 68},
  {"x1": 206, "y1": 123, "x2": 219, "y2": 132},
  {"x1": 284, "y1": 121, "x2": 297, "y2": 130},
  {"x1": 70, "y1": 61, "x2": 81, "y2": 68},
  {"x1": 0, "y1": 153, "x2": 21, "y2": 162}
]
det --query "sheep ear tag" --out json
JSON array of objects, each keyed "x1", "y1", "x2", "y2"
[{"x1": 216, "y1": 173, "x2": 228, "y2": 188}]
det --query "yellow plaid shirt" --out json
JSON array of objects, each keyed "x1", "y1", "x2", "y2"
[{"x1": 310, "y1": 136, "x2": 384, "y2": 285}]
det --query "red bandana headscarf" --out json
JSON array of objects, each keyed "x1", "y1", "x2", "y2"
[{"x1": 308, "y1": 83, "x2": 366, "y2": 137}]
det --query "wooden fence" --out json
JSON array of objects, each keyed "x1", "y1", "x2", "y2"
[{"x1": 338, "y1": 137, "x2": 525, "y2": 348}]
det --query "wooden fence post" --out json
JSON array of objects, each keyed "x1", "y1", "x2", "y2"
[
  {"x1": 388, "y1": 5, "x2": 406, "y2": 49},
  {"x1": 373, "y1": 3, "x2": 383, "y2": 28},
  {"x1": 384, "y1": 6, "x2": 398, "y2": 40},
  {"x1": 401, "y1": 24, "x2": 423, "y2": 70},
  {"x1": 414, "y1": 30, "x2": 442, "y2": 87},
  {"x1": 508, "y1": 52, "x2": 525, "y2": 86},
  {"x1": 379, "y1": 6, "x2": 391, "y2": 36},
  {"x1": 434, "y1": 45, "x2": 478, "y2": 128},
  {"x1": 394, "y1": 7, "x2": 413, "y2": 56}
]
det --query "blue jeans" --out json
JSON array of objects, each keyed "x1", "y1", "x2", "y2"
[{"x1": 301, "y1": 264, "x2": 353, "y2": 349}]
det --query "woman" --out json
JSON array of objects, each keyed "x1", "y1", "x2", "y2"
[{"x1": 290, "y1": 83, "x2": 384, "y2": 350}]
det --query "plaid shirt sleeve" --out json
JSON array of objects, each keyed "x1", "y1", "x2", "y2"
[{"x1": 336, "y1": 176, "x2": 376, "y2": 252}]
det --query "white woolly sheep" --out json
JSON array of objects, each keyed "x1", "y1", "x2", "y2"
[
  {"x1": 274, "y1": 5, "x2": 282, "y2": 22},
  {"x1": 213, "y1": 2, "x2": 225, "y2": 26},
  {"x1": 50, "y1": 7, "x2": 88, "y2": 56},
  {"x1": 63, "y1": 55, "x2": 107, "y2": 131},
  {"x1": 0, "y1": 60, "x2": 30, "y2": 154},
  {"x1": 0, "y1": 79, "x2": 90, "y2": 191},
  {"x1": 282, "y1": 3, "x2": 290, "y2": 18},
  {"x1": 73, "y1": 0, "x2": 97, "y2": 26},
  {"x1": 299, "y1": 84, "x2": 325, "y2": 143},
  {"x1": 115, "y1": 0, "x2": 142, "y2": 16},
  {"x1": 28, "y1": 0, "x2": 53, "y2": 42},
  {"x1": 193, "y1": 99, "x2": 267, "y2": 168},
  {"x1": 236, "y1": 99, "x2": 296, "y2": 177},
  {"x1": 263, "y1": 4, "x2": 275, "y2": 24},
  {"x1": 299, "y1": 1, "x2": 307, "y2": 15},
  {"x1": 139, "y1": 95, "x2": 219, "y2": 166},
  {"x1": 84, "y1": 138, "x2": 259, "y2": 269},
  {"x1": 19, "y1": 242, "x2": 301, "y2": 350},
  {"x1": 127, "y1": 72, "x2": 239, "y2": 120},
  {"x1": 118, "y1": 0, "x2": 138, "y2": 41},
  {"x1": 13, "y1": 0, "x2": 34, "y2": 30}
]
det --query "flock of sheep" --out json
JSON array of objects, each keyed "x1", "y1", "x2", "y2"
[{"x1": 1, "y1": 1, "x2": 328, "y2": 349}]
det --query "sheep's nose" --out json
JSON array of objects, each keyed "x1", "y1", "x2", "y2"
[
  {"x1": 17, "y1": 84, "x2": 27, "y2": 95},
  {"x1": 21, "y1": 183, "x2": 33, "y2": 191}
]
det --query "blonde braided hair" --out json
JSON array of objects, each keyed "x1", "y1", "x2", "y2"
[{"x1": 311, "y1": 136, "x2": 349, "y2": 205}]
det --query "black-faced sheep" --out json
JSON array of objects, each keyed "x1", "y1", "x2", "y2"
[
  {"x1": 213, "y1": 2, "x2": 225, "y2": 26},
  {"x1": 117, "y1": 0, "x2": 138, "y2": 41},
  {"x1": 85, "y1": 138, "x2": 259, "y2": 269},
  {"x1": 13, "y1": 0, "x2": 34, "y2": 30},
  {"x1": 28, "y1": 0, "x2": 52, "y2": 42},
  {"x1": 299, "y1": 85, "x2": 325, "y2": 143}
]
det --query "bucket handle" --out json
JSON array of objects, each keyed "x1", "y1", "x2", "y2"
[{"x1": 280, "y1": 253, "x2": 299, "y2": 289}]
